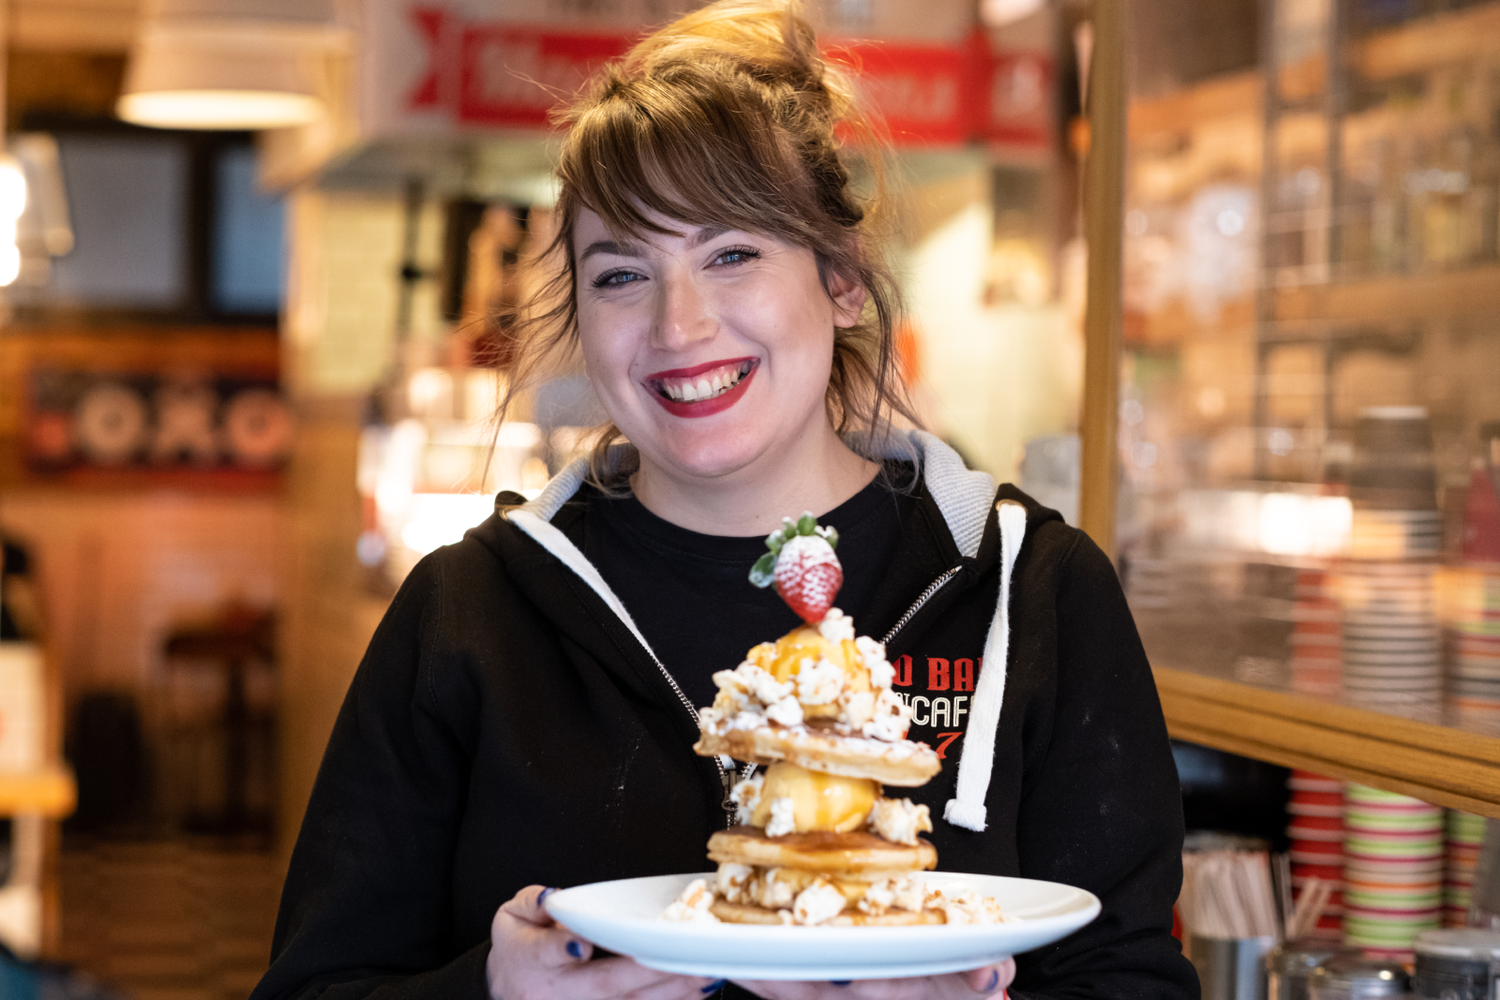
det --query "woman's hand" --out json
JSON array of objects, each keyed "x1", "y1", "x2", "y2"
[
  {"x1": 487, "y1": 885, "x2": 720, "y2": 1000},
  {"x1": 734, "y1": 959, "x2": 1015, "y2": 1000}
]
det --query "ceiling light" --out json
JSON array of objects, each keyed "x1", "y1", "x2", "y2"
[{"x1": 118, "y1": 0, "x2": 345, "y2": 131}]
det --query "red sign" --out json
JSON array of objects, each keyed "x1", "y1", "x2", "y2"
[
  {"x1": 828, "y1": 37, "x2": 988, "y2": 146},
  {"x1": 398, "y1": 8, "x2": 1050, "y2": 148}
]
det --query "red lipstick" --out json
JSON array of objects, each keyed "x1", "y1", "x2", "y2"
[{"x1": 646, "y1": 358, "x2": 758, "y2": 418}]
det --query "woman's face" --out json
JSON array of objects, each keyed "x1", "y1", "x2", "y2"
[{"x1": 573, "y1": 208, "x2": 864, "y2": 487}]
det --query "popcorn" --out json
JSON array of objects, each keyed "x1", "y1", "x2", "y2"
[
  {"x1": 862, "y1": 687, "x2": 911, "y2": 741},
  {"x1": 857, "y1": 635, "x2": 894, "y2": 689},
  {"x1": 867, "y1": 797, "x2": 933, "y2": 846},
  {"x1": 818, "y1": 608, "x2": 856, "y2": 644},
  {"x1": 796, "y1": 657, "x2": 845, "y2": 705},
  {"x1": 663, "y1": 878, "x2": 719, "y2": 922},
  {"x1": 729, "y1": 774, "x2": 763, "y2": 825},
  {"x1": 766, "y1": 797, "x2": 796, "y2": 837},
  {"x1": 792, "y1": 879, "x2": 847, "y2": 926},
  {"x1": 765, "y1": 695, "x2": 804, "y2": 727}
]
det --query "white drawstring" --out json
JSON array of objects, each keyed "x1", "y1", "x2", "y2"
[{"x1": 943, "y1": 499, "x2": 1027, "y2": 832}]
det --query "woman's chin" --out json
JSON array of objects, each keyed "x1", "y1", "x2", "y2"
[{"x1": 637, "y1": 427, "x2": 777, "y2": 485}]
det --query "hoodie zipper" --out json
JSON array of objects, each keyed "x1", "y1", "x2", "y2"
[
  {"x1": 639, "y1": 645, "x2": 749, "y2": 827},
  {"x1": 880, "y1": 565, "x2": 963, "y2": 647}
]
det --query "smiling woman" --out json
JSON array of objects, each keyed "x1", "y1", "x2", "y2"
[{"x1": 252, "y1": 3, "x2": 1196, "y2": 1000}]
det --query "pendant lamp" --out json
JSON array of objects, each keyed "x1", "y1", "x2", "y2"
[{"x1": 118, "y1": 0, "x2": 346, "y2": 130}]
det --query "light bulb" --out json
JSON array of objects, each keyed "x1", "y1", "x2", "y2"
[
  {"x1": 0, "y1": 243, "x2": 21, "y2": 286},
  {"x1": 0, "y1": 158, "x2": 27, "y2": 221}
]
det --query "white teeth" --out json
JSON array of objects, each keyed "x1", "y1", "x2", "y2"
[{"x1": 658, "y1": 364, "x2": 750, "y2": 403}]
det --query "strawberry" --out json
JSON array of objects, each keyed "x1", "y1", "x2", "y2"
[{"x1": 749, "y1": 512, "x2": 843, "y2": 623}]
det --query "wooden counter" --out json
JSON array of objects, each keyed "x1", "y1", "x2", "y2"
[{"x1": 1155, "y1": 666, "x2": 1500, "y2": 817}]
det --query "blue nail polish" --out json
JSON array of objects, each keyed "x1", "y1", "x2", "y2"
[
  {"x1": 538, "y1": 887, "x2": 558, "y2": 907},
  {"x1": 986, "y1": 969, "x2": 1000, "y2": 992},
  {"x1": 831, "y1": 981, "x2": 851, "y2": 987},
  {"x1": 566, "y1": 940, "x2": 583, "y2": 958},
  {"x1": 702, "y1": 980, "x2": 727, "y2": 994}
]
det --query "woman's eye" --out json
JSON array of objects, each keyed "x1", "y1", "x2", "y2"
[
  {"x1": 714, "y1": 246, "x2": 760, "y2": 266},
  {"x1": 592, "y1": 269, "x2": 642, "y2": 289}
]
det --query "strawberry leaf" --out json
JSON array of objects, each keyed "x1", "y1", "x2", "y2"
[
  {"x1": 749, "y1": 552, "x2": 777, "y2": 588},
  {"x1": 820, "y1": 525, "x2": 839, "y2": 549},
  {"x1": 796, "y1": 512, "x2": 816, "y2": 536},
  {"x1": 765, "y1": 529, "x2": 786, "y2": 555}
]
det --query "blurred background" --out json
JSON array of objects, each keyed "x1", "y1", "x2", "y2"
[{"x1": 0, "y1": 0, "x2": 1497, "y2": 997}]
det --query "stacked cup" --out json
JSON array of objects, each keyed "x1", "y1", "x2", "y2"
[
  {"x1": 1337, "y1": 408, "x2": 1443, "y2": 715},
  {"x1": 1347, "y1": 406, "x2": 1440, "y2": 557},
  {"x1": 1444, "y1": 566, "x2": 1500, "y2": 722},
  {"x1": 1291, "y1": 569, "x2": 1343, "y2": 698},
  {"x1": 1337, "y1": 562, "x2": 1443, "y2": 710},
  {"x1": 1288, "y1": 770, "x2": 1345, "y2": 939},
  {"x1": 1343, "y1": 784, "x2": 1444, "y2": 961},
  {"x1": 1444, "y1": 810, "x2": 1485, "y2": 928}
]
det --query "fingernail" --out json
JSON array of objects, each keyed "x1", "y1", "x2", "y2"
[
  {"x1": 831, "y1": 981, "x2": 851, "y2": 987},
  {"x1": 702, "y1": 980, "x2": 727, "y2": 994},
  {"x1": 538, "y1": 887, "x2": 558, "y2": 907},
  {"x1": 566, "y1": 940, "x2": 583, "y2": 959},
  {"x1": 986, "y1": 969, "x2": 1000, "y2": 992}
]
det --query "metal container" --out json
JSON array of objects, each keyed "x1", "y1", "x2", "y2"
[
  {"x1": 1194, "y1": 936, "x2": 1277, "y2": 1000},
  {"x1": 1307, "y1": 955, "x2": 1411, "y2": 1000},
  {"x1": 1266, "y1": 940, "x2": 1362, "y2": 1000},
  {"x1": 1411, "y1": 929, "x2": 1500, "y2": 1000}
]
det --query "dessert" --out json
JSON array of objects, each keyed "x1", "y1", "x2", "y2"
[{"x1": 666, "y1": 513, "x2": 1008, "y2": 927}]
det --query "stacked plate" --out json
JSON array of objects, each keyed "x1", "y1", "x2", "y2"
[
  {"x1": 1444, "y1": 810, "x2": 1485, "y2": 927},
  {"x1": 1343, "y1": 784, "x2": 1444, "y2": 960},
  {"x1": 1445, "y1": 566, "x2": 1500, "y2": 720},
  {"x1": 1336, "y1": 561, "x2": 1442, "y2": 709},
  {"x1": 1350, "y1": 509, "x2": 1444, "y2": 559},
  {"x1": 1288, "y1": 770, "x2": 1345, "y2": 938},
  {"x1": 1291, "y1": 569, "x2": 1342, "y2": 697}
]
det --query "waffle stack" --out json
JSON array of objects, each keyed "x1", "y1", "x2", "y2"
[
  {"x1": 1444, "y1": 810, "x2": 1485, "y2": 928},
  {"x1": 1290, "y1": 570, "x2": 1343, "y2": 698},
  {"x1": 1287, "y1": 770, "x2": 1345, "y2": 939},
  {"x1": 669, "y1": 513, "x2": 1002, "y2": 928},
  {"x1": 1343, "y1": 784, "x2": 1444, "y2": 961}
]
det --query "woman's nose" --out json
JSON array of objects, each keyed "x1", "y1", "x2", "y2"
[{"x1": 652, "y1": 272, "x2": 715, "y2": 349}]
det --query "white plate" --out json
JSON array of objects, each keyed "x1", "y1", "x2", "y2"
[{"x1": 545, "y1": 872, "x2": 1101, "y2": 981}]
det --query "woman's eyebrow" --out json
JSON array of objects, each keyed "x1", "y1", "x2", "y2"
[
  {"x1": 688, "y1": 226, "x2": 730, "y2": 247},
  {"x1": 579, "y1": 238, "x2": 644, "y2": 262},
  {"x1": 579, "y1": 227, "x2": 734, "y2": 263}
]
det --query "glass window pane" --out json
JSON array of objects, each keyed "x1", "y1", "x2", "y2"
[
  {"x1": 213, "y1": 146, "x2": 285, "y2": 315},
  {"x1": 1122, "y1": 0, "x2": 1500, "y2": 736},
  {"x1": 50, "y1": 135, "x2": 188, "y2": 308}
]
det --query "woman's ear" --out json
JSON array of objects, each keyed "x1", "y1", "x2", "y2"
[{"x1": 826, "y1": 269, "x2": 867, "y2": 329}]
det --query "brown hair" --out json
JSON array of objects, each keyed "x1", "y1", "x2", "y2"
[{"x1": 502, "y1": 0, "x2": 919, "y2": 484}]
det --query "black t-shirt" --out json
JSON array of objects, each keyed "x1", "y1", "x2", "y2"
[{"x1": 563, "y1": 463, "x2": 917, "y2": 711}]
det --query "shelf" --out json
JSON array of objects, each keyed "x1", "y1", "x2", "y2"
[
  {"x1": 0, "y1": 766, "x2": 75, "y2": 818},
  {"x1": 1130, "y1": 2, "x2": 1500, "y2": 138},
  {"x1": 1274, "y1": 264, "x2": 1500, "y2": 325},
  {"x1": 1155, "y1": 666, "x2": 1500, "y2": 817},
  {"x1": 1354, "y1": 3, "x2": 1500, "y2": 80}
]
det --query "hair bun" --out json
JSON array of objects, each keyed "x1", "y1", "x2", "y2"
[{"x1": 628, "y1": 1, "x2": 858, "y2": 123}]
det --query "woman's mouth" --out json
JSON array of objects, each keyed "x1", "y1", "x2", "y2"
[{"x1": 646, "y1": 358, "x2": 758, "y2": 417}]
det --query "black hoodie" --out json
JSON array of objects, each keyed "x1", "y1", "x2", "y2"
[{"x1": 251, "y1": 433, "x2": 1198, "y2": 1000}]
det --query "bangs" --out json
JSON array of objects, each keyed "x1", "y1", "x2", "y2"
[{"x1": 556, "y1": 68, "x2": 827, "y2": 249}]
